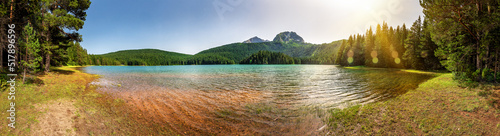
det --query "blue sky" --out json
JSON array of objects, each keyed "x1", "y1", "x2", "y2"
[{"x1": 80, "y1": 0, "x2": 424, "y2": 55}]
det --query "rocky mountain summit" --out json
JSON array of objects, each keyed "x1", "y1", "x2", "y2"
[
  {"x1": 273, "y1": 31, "x2": 304, "y2": 43},
  {"x1": 243, "y1": 36, "x2": 269, "y2": 43}
]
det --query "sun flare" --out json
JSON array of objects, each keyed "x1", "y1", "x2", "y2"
[{"x1": 333, "y1": 0, "x2": 378, "y2": 11}]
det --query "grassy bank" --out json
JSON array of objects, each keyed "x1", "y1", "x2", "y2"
[
  {"x1": 327, "y1": 73, "x2": 500, "y2": 135},
  {"x1": 0, "y1": 66, "x2": 175, "y2": 135}
]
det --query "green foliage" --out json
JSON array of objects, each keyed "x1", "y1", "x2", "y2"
[
  {"x1": 334, "y1": 20, "x2": 442, "y2": 70},
  {"x1": 335, "y1": 40, "x2": 347, "y2": 65},
  {"x1": 88, "y1": 55, "x2": 121, "y2": 66},
  {"x1": 0, "y1": 74, "x2": 8, "y2": 92},
  {"x1": 403, "y1": 16, "x2": 424, "y2": 70},
  {"x1": 3, "y1": 0, "x2": 92, "y2": 72},
  {"x1": 402, "y1": 17, "x2": 443, "y2": 70},
  {"x1": 309, "y1": 41, "x2": 342, "y2": 64},
  {"x1": 101, "y1": 49, "x2": 190, "y2": 65},
  {"x1": 240, "y1": 50, "x2": 295, "y2": 64},
  {"x1": 187, "y1": 53, "x2": 235, "y2": 65},
  {"x1": 336, "y1": 35, "x2": 365, "y2": 66},
  {"x1": 86, "y1": 40, "x2": 342, "y2": 66},
  {"x1": 195, "y1": 41, "x2": 337, "y2": 64},
  {"x1": 38, "y1": 0, "x2": 92, "y2": 71},
  {"x1": 421, "y1": 0, "x2": 500, "y2": 82},
  {"x1": 19, "y1": 23, "x2": 43, "y2": 74},
  {"x1": 0, "y1": 2, "x2": 7, "y2": 16},
  {"x1": 66, "y1": 42, "x2": 89, "y2": 66},
  {"x1": 374, "y1": 23, "x2": 391, "y2": 68},
  {"x1": 364, "y1": 26, "x2": 376, "y2": 66}
]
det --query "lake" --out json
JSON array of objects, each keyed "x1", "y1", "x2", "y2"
[{"x1": 81, "y1": 65, "x2": 434, "y2": 135}]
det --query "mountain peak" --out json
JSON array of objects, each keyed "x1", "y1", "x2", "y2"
[
  {"x1": 273, "y1": 31, "x2": 304, "y2": 43},
  {"x1": 243, "y1": 36, "x2": 269, "y2": 43}
]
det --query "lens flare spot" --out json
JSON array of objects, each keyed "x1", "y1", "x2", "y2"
[
  {"x1": 348, "y1": 57, "x2": 354, "y2": 64},
  {"x1": 347, "y1": 50, "x2": 354, "y2": 57},
  {"x1": 372, "y1": 58, "x2": 378, "y2": 64},
  {"x1": 394, "y1": 58, "x2": 401, "y2": 64},
  {"x1": 392, "y1": 51, "x2": 399, "y2": 58},
  {"x1": 371, "y1": 51, "x2": 378, "y2": 58}
]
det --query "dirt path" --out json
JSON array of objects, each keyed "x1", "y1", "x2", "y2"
[{"x1": 31, "y1": 99, "x2": 77, "y2": 136}]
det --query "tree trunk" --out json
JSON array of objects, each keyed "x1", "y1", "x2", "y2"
[
  {"x1": 45, "y1": 53, "x2": 50, "y2": 72},
  {"x1": 10, "y1": 0, "x2": 13, "y2": 20},
  {"x1": 44, "y1": 24, "x2": 50, "y2": 72},
  {"x1": 0, "y1": 19, "x2": 5, "y2": 69},
  {"x1": 495, "y1": 47, "x2": 499, "y2": 83},
  {"x1": 22, "y1": 67, "x2": 26, "y2": 84},
  {"x1": 485, "y1": 43, "x2": 489, "y2": 70},
  {"x1": 476, "y1": 43, "x2": 482, "y2": 81},
  {"x1": 44, "y1": 32, "x2": 50, "y2": 72},
  {"x1": 23, "y1": 36, "x2": 28, "y2": 84},
  {"x1": 1, "y1": 34, "x2": 3, "y2": 70}
]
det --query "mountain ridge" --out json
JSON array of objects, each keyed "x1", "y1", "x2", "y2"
[
  {"x1": 243, "y1": 36, "x2": 269, "y2": 43},
  {"x1": 98, "y1": 32, "x2": 342, "y2": 65}
]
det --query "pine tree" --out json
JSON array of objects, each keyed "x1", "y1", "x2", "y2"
[
  {"x1": 344, "y1": 35, "x2": 354, "y2": 65},
  {"x1": 19, "y1": 23, "x2": 42, "y2": 84},
  {"x1": 373, "y1": 23, "x2": 384, "y2": 67},
  {"x1": 404, "y1": 16, "x2": 423, "y2": 70},
  {"x1": 421, "y1": 17, "x2": 442, "y2": 70},
  {"x1": 354, "y1": 34, "x2": 365, "y2": 66},
  {"x1": 365, "y1": 26, "x2": 375, "y2": 67},
  {"x1": 392, "y1": 25, "x2": 404, "y2": 68},
  {"x1": 39, "y1": 0, "x2": 91, "y2": 72},
  {"x1": 335, "y1": 40, "x2": 347, "y2": 65}
]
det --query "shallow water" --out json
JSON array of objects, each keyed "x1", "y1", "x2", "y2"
[{"x1": 82, "y1": 65, "x2": 434, "y2": 135}]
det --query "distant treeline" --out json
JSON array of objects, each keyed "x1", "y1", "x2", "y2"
[
  {"x1": 240, "y1": 50, "x2": 295, "y2": 64},
  {"x1": 66, "y1": 42, "x2": 121, "y2": 66}
]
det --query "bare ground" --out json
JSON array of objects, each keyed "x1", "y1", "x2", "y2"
[{"x1": 31, "y1": 99, "x2": 77, "y2": 136}]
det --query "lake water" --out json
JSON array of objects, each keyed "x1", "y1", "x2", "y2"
[{"x1": 81, "y1": 65, "x2": 434, "y2": 135}]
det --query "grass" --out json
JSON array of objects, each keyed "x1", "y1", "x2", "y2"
[
  {"x1": 0, "y1": 67, "x2": 96, "y2": 135},
  {"x1": 0, "y1": 66, "x2": 176, "y2": 135},
  {"x1": 344, "y1": 66, "x2": 368, "y2": 70},
  {"x1": 401, "y1": 69, "x2": 442, "y2": 75},
  {"x1": 327, "y1": 73, "x2": 500, "y2": 135}
]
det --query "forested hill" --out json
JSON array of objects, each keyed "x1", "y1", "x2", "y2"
[
  {"x1": 195, "y1": 42, "x2": 314, "y2": 63},
  {"x1": 192, "y1": 31, "x2": 342, "y2": 64},
  {"x1": 95, "y1": 31, "x2": 343, "y2": 65},
  {"x1": 193, "y1": 41, "x2": 342, "y2": 64},
  {"x1": 101, "y1": 49, "x2": 192, "y2": 65},
  {"x1": 96, "y1": 40, "x2": 342, "y2": 65}
]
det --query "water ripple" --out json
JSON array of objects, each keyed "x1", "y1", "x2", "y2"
[{"x1": 82, "y1": 65, "x2": 434, "y2": 135}]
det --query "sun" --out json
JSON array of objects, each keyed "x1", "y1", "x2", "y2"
[{"x1": 333, "y1": 0, "x2": 377, "y2": 11}]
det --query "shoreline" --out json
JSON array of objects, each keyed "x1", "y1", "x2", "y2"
[
  {"x1": 326, "y1": 73, "x2": 500, "y2": 135},
  {"x1": 1, "y1": 66, "x2": 177, "y2": 135},
  {"x1": 1, "y1": 66, "x2": 497, "y2": 135},
  {"x1": 344, "y1": 66, "x2": 448, "y2": 75}
]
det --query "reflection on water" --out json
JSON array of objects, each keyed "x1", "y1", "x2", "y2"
[{"x1": 82, "y1": 65, "x2": 434, "y2": 135}]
